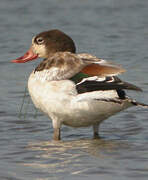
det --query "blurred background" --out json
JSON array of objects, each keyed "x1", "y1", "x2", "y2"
[{"x1": 1, "y1": 0, "x2": 148, "y2": 179}]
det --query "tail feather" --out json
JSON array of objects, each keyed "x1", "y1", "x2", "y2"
[{"x1": 130, "y1": 99, "x2": 148, "y2": 108}]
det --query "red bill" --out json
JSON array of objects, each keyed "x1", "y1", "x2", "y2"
[{"x1": 11, "y1": 47, "x2": 38, "y2": 63}]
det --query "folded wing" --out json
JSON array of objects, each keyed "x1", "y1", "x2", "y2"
[
  {"x1": 78, "y1": 53, "x2": 125, "y2": 77},
  {"x1": 76, "y1": 76, "x2": 142, "y2": 94}
]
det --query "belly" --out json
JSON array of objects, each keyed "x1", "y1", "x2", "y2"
[
  {"x1": 29, "y1": 92, "x2": 132, "y2": 127},
  {"x1": 28, "y1": 73, "x2": 133, "y2": 128},
  {"x1": 62, "y1": 100, "x2": 132, "y2": 127}
]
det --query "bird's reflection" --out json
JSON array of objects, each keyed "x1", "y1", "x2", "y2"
[
  {"x1": 24, "y1": 138, "x2": 130, "y2": 177},
  {"x1": 28, "y1": 138, "x2": 129, "y2": 154}
]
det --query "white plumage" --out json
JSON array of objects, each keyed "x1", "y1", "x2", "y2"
[
  {"x1": 12, "y1": 29, "x2": 147, "y2": 140},
  {"x1": 28, "y1": 72, "x2": 132, "y2": 128}
]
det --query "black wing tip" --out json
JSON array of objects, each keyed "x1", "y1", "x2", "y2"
[
  {"x1": 113, "y1": 76, "x2": 143, "y2": 92},
  {"x1": 123, "y1": 82, "x2": 143, "y2": 92}
]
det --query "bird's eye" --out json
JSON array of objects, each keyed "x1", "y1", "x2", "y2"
[{"x1": 36, "y1": 37, "x2": 44, "y2": 44}]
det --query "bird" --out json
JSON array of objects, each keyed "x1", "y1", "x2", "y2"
[{"x1": 12, "y1": 29, "x2": 148, "y2": 140}]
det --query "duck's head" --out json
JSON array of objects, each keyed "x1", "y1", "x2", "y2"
[{"x1": 12, "y1": 29, "x2": 76, "y2": 63}]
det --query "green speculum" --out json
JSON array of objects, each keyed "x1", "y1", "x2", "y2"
[{"x1": 70, "y1": 72, "x2": 90, "y2": 83}]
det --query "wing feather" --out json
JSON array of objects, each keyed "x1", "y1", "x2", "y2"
[
  {"x1": 76, "y1": 76, "x2": 142, "y2": 94},
  {"x1": 81, "y1": 63, "x2": 125, "y2": 77},
  {"x1": 77, "y1": 53, "x2": 125, "y2": 77}
]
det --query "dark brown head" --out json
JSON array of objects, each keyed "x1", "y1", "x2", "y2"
[
  {"x1": 11, "y1": 29, "x2": 76, "y2": 63},
  {"x1": 34, "y1": 29, "x2": 76, "y2": 56}
]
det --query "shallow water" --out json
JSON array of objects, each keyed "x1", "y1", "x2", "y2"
[{"x1": 1, "y1": 0, "x2": 148, "y2": 179}]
